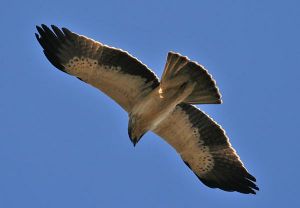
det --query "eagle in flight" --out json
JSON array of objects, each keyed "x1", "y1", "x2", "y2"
[{"x1": 35, "y1": 24, "x2": 259, "y2": 194}]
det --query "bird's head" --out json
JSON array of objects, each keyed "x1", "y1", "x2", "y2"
[{"x1": 128, "y1": 115, "x2": 147, "y2": 146}]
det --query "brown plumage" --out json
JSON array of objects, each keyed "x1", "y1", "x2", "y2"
[{"x1": 35, "y1": 24, "x2": 259, "y2": 194}]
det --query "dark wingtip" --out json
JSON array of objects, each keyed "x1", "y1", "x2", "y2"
[
  {"x1": 51, "y1": 25, "x2": 65, "y2": 40},
  {"x1": 35, "y1": 24, "x2": 67, "y2": 72},
  {"x1": 250, "y1": 190, "x2": 256, "y2": 195},
  {"x1": 41, "y1": 24, "x2": 48, "y2": 29},
  {"x1": 51, "y1": 24, "x2": 58, "y2": 30},
  {"x1": 36, "y1": 25, "x2": 44, "y2": 35},
  {"x1": 247, "y1": 173, "x2": 257, "y2": 182},
  {"x1": 62, "y1": 27, "x2": 72, "y2": 35}
]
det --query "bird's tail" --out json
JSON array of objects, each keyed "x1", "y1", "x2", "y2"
[{"x1": 160, "y1": 52, "x2": 222, "y2": 104}]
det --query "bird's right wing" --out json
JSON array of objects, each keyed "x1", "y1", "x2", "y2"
[
  {"x1": 154, "y1": 103, "x2": 259, "y2": 194},
  {"x1": 35, "y1": 25, "x2": 160, "y2": 112}
]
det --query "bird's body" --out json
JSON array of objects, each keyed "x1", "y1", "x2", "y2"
[
  {"x1": 35, "y1": 24, "x2": 259, "y2": 194},
  {"x1": 130, "y1": 81, "x2": 195, "y2": 137}
]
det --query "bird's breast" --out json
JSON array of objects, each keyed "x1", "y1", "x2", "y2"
[{"x1": 131, "y1": 87, "x2": 180, "y2": 130}]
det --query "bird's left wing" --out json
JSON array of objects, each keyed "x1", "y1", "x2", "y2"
[
  {"x1": 35, "y1": 25, "x2": 159, "y2": 112},
  {"x1": 154, "y1": 103, "x2": 259, "y2": 194}
]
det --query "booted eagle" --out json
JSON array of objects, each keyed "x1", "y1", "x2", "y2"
[{"x1": 35, "y1": 24, "x2": 259, "y2": 194}]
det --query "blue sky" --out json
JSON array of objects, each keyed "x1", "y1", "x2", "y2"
[{"x1": 1, "y1": 0, "x2": 300, "y2": 207}]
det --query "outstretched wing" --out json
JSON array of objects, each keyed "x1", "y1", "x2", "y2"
[
  {"x1": 35, "y1": 24, "x2": 159, "y2": 112},
  {"x1": 154, "y1": 103, "x2": 259, "y2": 194}
]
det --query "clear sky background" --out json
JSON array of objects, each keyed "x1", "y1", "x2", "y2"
[{"x1": 1, "y1": 0, "x2": 300, "y2": 207}]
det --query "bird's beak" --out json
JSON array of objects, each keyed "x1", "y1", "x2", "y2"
[
  {"x1": 128, "y1": 117, "x2": 146, "y2": 147},
  {"x1": 128, "y1": 125, "x2": 136, "y2": 146},
  {"x1": 128, "y1": 127, "x2": 145, "y2": 147},
  {"x1": 129, "y1": 130, "x2": 139, "y2": 147},
  {"x1": 132, "y1": 137, "x2": 138, "y2": 147},
  {"x1": 130, "y1": 134, "x2": 145, "y2": 147}
]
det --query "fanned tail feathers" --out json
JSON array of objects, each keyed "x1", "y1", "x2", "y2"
[{"x1": 161, "y1": 52, "x2": 222, "y2": 104}]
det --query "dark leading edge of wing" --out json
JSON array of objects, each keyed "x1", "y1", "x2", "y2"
[{"x1": 35, "y1": 24, "x2": 159, "y2": 87}]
